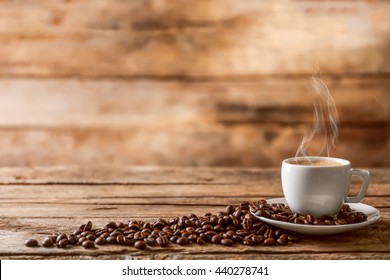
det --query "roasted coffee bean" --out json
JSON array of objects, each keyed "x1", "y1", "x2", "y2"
[
  {"x1": 81, "y1": 231, "x2": 93, "y2": 237},
  {"x1": 58, "y1": 239, "x2": 69, "y2": 248},
  {"x1": 67, "y1": 234, "x2": 77, "y2": 245},
  {"x1": 144, "y1": 237, "x2": 156, "y2": 246},
  {"x1": 83, "y1": 221, "x2": 93, "y2": 231},
  {"x1": 86, "y1": 234, "x2": 95, "y2": 241},
  {"x1": 42, "y1": 237, "x2": 54, "y2": 248},
  {"x1": 82, "y1": 240, "x2": 95, "y2": 249},
  {"x1": 287, "y1": 235, "x2": 300, "y2": 243},
  {"x1": 251, "y1": 235, "x2": 264, "y2": 245},
  {"x1": 202, "y1": 225, "x2": 214, "y2": 231},
  {"x1": 25, "y1": 201, "x2": 310, "y2": 250},
  {"x1": 124, "y1": 237, "x2": 136, "y2": 246},
  {"x1": 226, "y1": 205, "x2": 235, "y2": 215},
  {"x1": 232, "y1": 235, "x2": 244, "y2": 243},
  {"x1": 188, "y1": 234, "x2": 198, "y2": 242},
  {"x1": 56, "y1": 233, "x2": 67, "y2": 243},
  {"x1": 211, "y1": 234, "x2": 222, "y2": 244},
  {"x1": 95, "y1": 237, "x2": 106, "y2": 245},
  {"x1": 25, "y1": 239, "x2": 39, "y2": 247},
  {"x1": 221, "y1": 238, "x2": 234, "y2": 246},
  {"x1": 277, "y1": 236, "x2": 288, "y2": 245},
  {"x1": 156, "y1": 236, "x2": 168, "y2": 247},
  {"x1": 106, "y1": 236, "x2": 117, "y2": 244},
  {"x1": 73, "y1": 228, "x2": 83, "y2": 235},
  {"x1": 170, "y1": 236, "x2": 179, "y2": 243},
  {"x1": 78, "y1": 237, "x2": 87, "y2": 244},
  {"x1": 196, "y1": 236, "x2": 205, "y2": 245},
  {"x1": 134, "y1": 240, "x2": 147, "y2": 250},
  {"x1": 236, "y1": 230, "x2": 249, "y2": 236},
  {"x1": 116, "y1": 222, "x2": 125, "y2": 228},
  {"x1": 106, "y1": 221, "x2": 118, "y2": 229},
  {"x1": 250, "y1": 200, "x2": 367, "y2": 226},
  {"x1": 117, "y1": 235, "x2": 125, "y2": 244},
  {"x1": 177, "y1": 237, "x2": 189, "y2": 246},
  {"x1": 264, "y1": 238, "x2": 276, "y2": 246}
]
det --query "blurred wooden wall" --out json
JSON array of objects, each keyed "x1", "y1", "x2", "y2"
[{"x1": 0, "y1": 0, "x2": 389, "y2": 167}]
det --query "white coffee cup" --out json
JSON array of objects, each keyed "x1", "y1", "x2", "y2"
[{"x1": 281, "y1": 156, "x2": 370, "y2": 217}]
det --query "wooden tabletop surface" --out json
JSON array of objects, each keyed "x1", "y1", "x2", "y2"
[{"x1": 0, "y1": 166, "x2": 389, "y2": 260}]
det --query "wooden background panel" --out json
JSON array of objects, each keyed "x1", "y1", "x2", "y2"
[
  {"x1": 0, "y1": 77, "x2": 388, "y2": 126},
  {"x1": 0, "y1": 0, "x2": 388, "y2": 167},
  {"x1": 0, "y1": 77, "x2": 388, "y2": 167},
  {"x1": 0, "y1": 0, "x2": 389, "y2": 77}
]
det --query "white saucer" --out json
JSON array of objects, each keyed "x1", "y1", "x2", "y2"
[{"x1": 251, "y1": 198, "x2": 381, "y2": 235}]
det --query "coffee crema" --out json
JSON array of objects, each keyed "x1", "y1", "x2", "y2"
[{"x1": 289, "y1": 159, "x2": 342, "y2": 166}]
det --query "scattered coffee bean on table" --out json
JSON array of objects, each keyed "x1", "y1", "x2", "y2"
[
  {"x1": 250, "y1": 200, "x2": 368, "y2": 225},
  {"x1": 24, "y1": 239, "x2": 38, "y2": 247},
  {"x1": 24, "y1": 201, "x2": 301, "y2": 250}
]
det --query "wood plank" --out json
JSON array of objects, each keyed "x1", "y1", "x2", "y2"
[
  {"x1": 0, "y1": 77, "x2": 388, "y2": 126},
  {"x1": 0, "y1": 77, "x2": 387, "y2": 167},
  {"x1": 0, "y1": 167, "x2": 388, "y2": 260},
  {"x1": 3, "y1": 253, "x2": 390, "y2": 260},
  {"x1": 0, "y1": 184, "x2": 388, "y2": 205},
  {"x1": 0, "y1": 1, "x2": 389, "y2": 77},
  {"x1": 1, "y1": 200, "x2": 389, "y2": 218},
  {"x1": 0, "y1": 213, "x2": 389, "y2": 259},
  {"x1": 1, "y1": 166, "x2": 389, "y2": 185},
  {"x1": 0, "y1": 166, "x2": 389, "y2": 185},
  {"x1": 0, "y1": 124, "x2": 387, "y2": 167}
]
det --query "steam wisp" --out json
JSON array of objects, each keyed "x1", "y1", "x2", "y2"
[{"x1": 295, "y1": 77, "x2": 339, "y2": 159}]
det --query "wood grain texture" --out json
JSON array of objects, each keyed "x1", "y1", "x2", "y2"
[
  {"x1": 0, "y1": 78, "x2": 388, "y2": 167},
  {"x1": 0, "y1": 0, "x2": 389, "y2": 77},
  {"x1": 0, "y1": 166, "x2": 389, "y2": 260}
]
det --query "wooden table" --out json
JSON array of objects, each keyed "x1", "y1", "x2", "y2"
[{"x1": 0, "y1": 166, "x2": 389, "y2": 260}]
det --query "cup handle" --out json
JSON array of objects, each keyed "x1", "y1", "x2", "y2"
[{"x1": 345, "y1": 169, "x2": 370, "y2": 203}]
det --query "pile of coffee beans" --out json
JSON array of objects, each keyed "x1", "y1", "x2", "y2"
[
  {"x1": 24, "y1": 202, "x2": 300, "y2": 250},
  {"x1": 250, "y1": 200, "x2": 368, "y2": 225}
]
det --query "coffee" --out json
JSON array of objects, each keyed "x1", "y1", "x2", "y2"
[
  {"x1": 282, "y1": 156, "x2": 370, "y2": 217},
  {"x1": 289, "y1": 159, "x2": 342, "y2": 166}
]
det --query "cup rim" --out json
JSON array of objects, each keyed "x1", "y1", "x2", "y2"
[{"x1": 283, "y1": 156, "x2": 350, "y2": 167}]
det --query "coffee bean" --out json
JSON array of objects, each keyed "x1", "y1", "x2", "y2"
[
  {"x1": 124, "y1": 237, "x2": 136, "y2": 246},
  {"x1": 117, "y1": 235, "x2": 125, "y2": 244},
  {"x1": 277, "y1": 236, "x2": 288, "y2": 246},
  {"x1": 67, "y1": 234, "x2": 77, "y2": 245},
  {"x1": 116, "y1": 222, "x2": 125, "y2": 228},
  {"x1": 78, "y1": 237, "x2": 87, "y2": 244},
  {"x1": 86, "y1": 234, "x2": 95, "y2": 241},
  {"x1": 106, "y1": 221, "x2": 117, "y2": 229},
  {"x1": 221, "y1": 238, "x2": 234, "y2": 246},
  {"x1": 42, "y1": 237, "x2": 54, "y2": 248},
  {"x1": 82, "y1": 240, "x2": 95, "y2": 249},
  {"x1": 226, "y1": 205, "x2": 235, "y2": 215},
  {"x1": 196, "y1": 236, "x2": 205, "y2": 245},
  {"x1": 177, "y1": 237, "x2": 189, "y2": 246},
  {"x1": 250, "y1": 200, "x2": 366, "y2": 226},
  {"x1": 95, "y1": 237, "x2": 106, "y2": 245},
  {"x1": 25, "y1": 239, "x2": 38, "y2": 247},
  {"x1": 56, "y1": 233, "x2": 67, "y2": 243},
  {"x1": 170, "y1": 236, "x2": 179, "y2": 243},
  {"x1": 58, "y1": 239, "x2": 69, "y2": 248},
  {"x1": 211, "y1": 234, "x2": 222, "y2": 244},
  {"x1": 287, "y1": 235, "x2": 300, "y2": 243},
  {"x1": 251, "y1": 235, "x2": 264, "y2": 245},
  {"x1": 106, "y1": 236, "x2": 117, "y2": 244},
  {"x1": 83, "y1": 221, "x2": 93, "y2": 231},
  {"x1": 134, "y1": 240, "x2": 147, "y2": 250},
  {"x1": 144, "y1": 237, "x2": 156, "y2": 246},
  {"x1": 264, "y1": 238, "x2": 276, "y2": 246},
  {"x1": 25, "y1": 201, "x2": 310, "y2": 250},
  {"x1": 156, "y1": 236, "x2": 168, "y2": 247}
]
